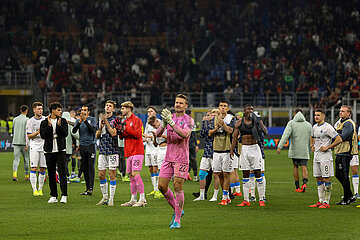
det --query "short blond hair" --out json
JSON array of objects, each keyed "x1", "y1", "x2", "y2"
[
  {"x1": 176, "y1": 94, "x2": 188, "y2": 104},
  {"x1": 121, "y1": 101, "x2": 134, "y2": 110},
  {"x1": 211, "y1": 109, "x2": 220, "y2": 115}
]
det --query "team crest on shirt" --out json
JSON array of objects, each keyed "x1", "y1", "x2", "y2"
[
  {"x1": 130, "y1": 122, "x2": 133, "y2": 126},
  {"x1": 180, "y1": 121, "x2": 183, "y2": 125}
]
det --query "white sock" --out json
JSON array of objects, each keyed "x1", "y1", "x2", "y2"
[
  {"x1": 324, "y1": 182, "x2": 332, "y2": 204},
  {"x1": 151, "y1": 176, "x2": 156, "y2": 191},
  {"x1": 262, "y1": 175, "x2": 266, "y2": 197},
  {"x1": 200, "y1": 189, "x2": 205, "y2": 198},
  {"x1": 212, "y1": 189, "x2": 219, "y2": 199},
  {"x1": 318, "y1": 182, "x2": 325, "y2": 203},
  {"x1": 100, "y1": 181, "x2": 108, "y2": 199},
  {"x1": 38, "y1": 173, "x2": 46, "y2": 191},
  {"x1": 155, "y1": 175, "x2": 159, "y2": 190},
  {"x1": 353, "y1": 175, "x2": 359, "y2": 194},
  {"x1": 243, "y1": 179, "x2": 250, "y2": 202},
  {"x1": 131, "y1": 194, "x2": 137, "y2": 202},
  {"x1": 139, "y1": 193, "x2": 145, "y2": 202},
  {"x1": 256, "y1": 178, "x2": 264, "y2": 200},
  {"x1": 235, "y1": 185, "x2": 241, "y2": 193},
  {"x1": 230, "y1": 186, "x2": 235, "y2": 194},
  {"x1": 109, "y1": 180, "x2": 116, "y2": 201},
  {"x1": 250, "y1": 176, "x2": 255, "y2": 197},
  {"x1": 30, "y1": 171, "x2": 37, "y2": 192}
]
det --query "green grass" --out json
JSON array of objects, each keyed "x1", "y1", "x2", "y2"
[{"x1": 1, "y1": 150, "x2": 360, "y2": 239}]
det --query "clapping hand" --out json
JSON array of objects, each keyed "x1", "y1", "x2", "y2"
[
  {"x1": 57, "y1": 117, "x2": 61, "y2": 126},
  {"x1": 161, "y1": 109, "x2": 175, "y2": 127}
]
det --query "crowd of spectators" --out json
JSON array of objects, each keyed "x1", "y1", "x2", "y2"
[{"x1": 0, "y1": 0, "x2": 359, "y2": 108}]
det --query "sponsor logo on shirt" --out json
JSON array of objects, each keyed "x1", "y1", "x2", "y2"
[{"x1": 130, "y1": 122, "x2": 133, "y2": 127}]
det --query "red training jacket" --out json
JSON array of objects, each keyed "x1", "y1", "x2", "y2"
[{"x1": 118, "y1": 113, "x2": 144, "y2": 157}]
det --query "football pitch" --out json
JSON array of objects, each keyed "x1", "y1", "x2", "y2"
[{"x1": 1, "y1": 150, "x2": 360, "y2": 239}]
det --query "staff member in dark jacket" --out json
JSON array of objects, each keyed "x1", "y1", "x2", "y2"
[
  {"x1": 40, "y1": 102, "x2": 68, "y2": 204},
  {"x1": 72, "y1": 105, "x2": 97, "y2": 195},
  {"x1": 320, "y1": 105, "x2": 358, "y2": 205}
]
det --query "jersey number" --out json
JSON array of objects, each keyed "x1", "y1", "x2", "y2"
[
  {"x1": 109, "y1": 155, "x2": 117, "y2": 164},
  {"x1": 179, "y1": 164, "x2": 186, "y2": 172}
]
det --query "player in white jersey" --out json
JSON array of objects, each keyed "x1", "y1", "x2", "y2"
[
  {"x1": 26, "y1": 102, "x2": 46, "y2": 196},
  {"x1": 143, "y1": 106, "x2": 160, "y2": 197},
  {"x1": 148, "y1": 115, "x2": 167, "y2": 198},
  {"x1": 309, "y1": 109, "x2": 341, "y2": 208},
  {"x1": 334, "y1": 117, "x2": 360, "y2": 198}
]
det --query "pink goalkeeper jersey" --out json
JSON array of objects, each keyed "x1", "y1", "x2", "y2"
[{"x1": 162, "y1": 113, "x2": 194, "y2": 164}]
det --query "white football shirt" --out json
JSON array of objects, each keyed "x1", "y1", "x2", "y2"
[
  {"x1": 312, "y1": 122, "x2": 338, "y2": 162},
  {"x1": 26, "y1": 116, "x2": 46, "y2": 152}
]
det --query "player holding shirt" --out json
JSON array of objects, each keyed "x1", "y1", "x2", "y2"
[
  {"x1": 26, "y1": 102, "x2": 46, "y2": 196},
  {"x1": 118, "y1": 101, "x2": 146, "y2": 207},
  {"x1": 309, "y1": 109, "x2": 341, "y2": 208},
  {"x1": 231, "y1": 104, "x2": 266, "y2": 207},
  {"x1": 95, "y1": 100, "x2": 119, "y2": 207},
  {"x1": 157, "y1": 94, "x2": 194, "y2": 229}
]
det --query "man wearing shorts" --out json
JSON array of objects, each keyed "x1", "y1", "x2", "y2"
[
  {"x1": 309, "y1": 109, "x2": 340, "y2": 208},
  {"x1": 26, "y1": 102, "x2": 46, "y2": 196},
  {"x1": 209, "y1": 101, "x2": 235, "y2": 206},
  {"x1": 277, "y1": 109, "x2": 312, "y2": 192},
  {"x1": 119, "y1": 101, "x2": 146, "y2": 207},
  {"x1": 95, "y1": 100, "x2": 119, "y2": 207},
  {"x1": 157, "y1": 94, "x2": 194, "y2": 229},
  {"x1": 143, "y1": 106, "x2": 159, "y2": 196},
  {"x1": 231, "y1": 104, "x2": 266, "y2": 207},
  {"x1": 194, "y1": 109, "x2": 219, "y2": 201},
  {"x1": 148, "y1": 115, "x2": 167, "y2": 198}
]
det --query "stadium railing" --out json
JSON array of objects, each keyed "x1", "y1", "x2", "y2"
[
  {"x1": 0, "y1": 70, "x2": 33, "y2": 89},
  {"x1": 44, "y1": 90, "x2": 327, "y2": 109}
]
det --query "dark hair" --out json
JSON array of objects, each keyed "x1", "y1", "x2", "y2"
[
  {"x1": 147, "y1": 106, "x2": 157, "y2": 112},
  {"x1": 81, "y1": 105, "x2": 91, "y2": 112},
  {"x1": 244, "y1": 104, "x2": 253, "y2": 110},
  {"x1": 294, "y1": 108, "x2": 303, "y2": 114},
  {"x1": 49, "y1": 102, "x2": 63, "y2": 112},
  {"x1": 220, "y1": 100, "x2": 229, "y2": 106},
  {"x1": 185, "y1": 109, "x2": 191, "y2": 115},
  {"x1": 314, "y1": 108, "x2": 324, "y2": 114},
  {"x1": 20, "y1": 105, "x2": 28, "y2": 113},
  {"x1": 176, "y1": 94, "x2": 188, "y2": 103},
  {"x1": 32, "y1": 102, "x2": 43, "y2": 109}
]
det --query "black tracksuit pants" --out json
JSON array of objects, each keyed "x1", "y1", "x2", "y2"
[
  {"x1": 80, "y1": 144, "x2": 96, "y2": 191},
  {"x1": 335, "y1": 155, "x2": 353, "y2": 201},
  {"x1": 45, "y1": 151, "x2": 67, "y2": 197}
]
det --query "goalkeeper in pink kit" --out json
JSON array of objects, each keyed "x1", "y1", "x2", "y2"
[{"x1": 156, "y1": 94, "x2": 194, "y2": 229}]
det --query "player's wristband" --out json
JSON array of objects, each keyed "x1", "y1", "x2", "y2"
[{"x1": 168, "y1": 120, "x2": 175, "y2": 128}]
